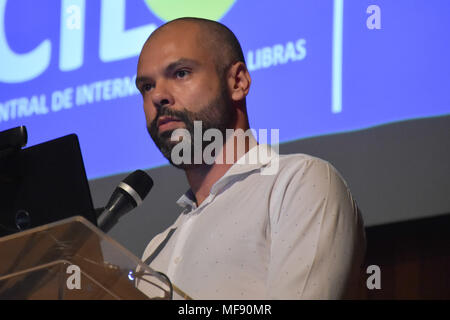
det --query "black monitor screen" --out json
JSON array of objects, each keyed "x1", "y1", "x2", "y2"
[{"x1": 0, "y1": 134, "x2": 96, "y2": 237}]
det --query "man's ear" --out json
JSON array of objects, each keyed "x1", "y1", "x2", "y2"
[{"x1": 226, "y1": 62, "x2": 251, "y2": 102}]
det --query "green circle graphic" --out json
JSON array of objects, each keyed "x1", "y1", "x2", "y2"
[{"x1": 143, "y1": 0, "x2": 237, "y2": 22}]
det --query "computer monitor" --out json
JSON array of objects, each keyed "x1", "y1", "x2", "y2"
[{"x1": 0, "y1": 134, "x2": 96, "y2": 237}]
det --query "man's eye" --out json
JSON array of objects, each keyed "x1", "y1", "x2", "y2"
[
  {"x1": 175, "y1": 70, "x2": 189, "y2": 78},
  {"x1": 142, "y1": 84, "x2": 153, "y2": 92}
]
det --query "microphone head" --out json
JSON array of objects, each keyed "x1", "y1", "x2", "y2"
[
  {"x1": 121, "y1": 169, "x2": 154, "y2": 203},
  {"x1": 100, "y1": 170, "x2": 154, "y2": 231}
]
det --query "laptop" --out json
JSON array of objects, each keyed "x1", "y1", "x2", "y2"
[{"x1": 0, "y1": 134, "x2": 97, "y2": 237}]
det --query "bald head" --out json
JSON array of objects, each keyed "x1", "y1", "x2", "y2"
[
  {"x1": 137, "y1": 17, "x2": 252, "y2": 150},
  {"x1": 144, "y1": 17, "x2": 246, "y2": 78}
]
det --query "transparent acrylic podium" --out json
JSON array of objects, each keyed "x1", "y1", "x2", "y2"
[{"x1": 0, "y1": 216, "x2": 175, "y2": 300}]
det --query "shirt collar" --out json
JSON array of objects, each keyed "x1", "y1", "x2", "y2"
[
  {"x1": 176, "y1": 189, "x2": 197, "y2": 210},
  {"x1": 176, "y1": 143, "x2": 279, "y2": 210}
]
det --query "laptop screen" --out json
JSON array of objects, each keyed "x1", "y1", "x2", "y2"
[{"x1": 0, "y1": 134, "x2": 96, "y2": 237}]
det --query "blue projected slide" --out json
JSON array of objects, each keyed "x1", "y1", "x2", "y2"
[{"x1": 1, "y1": 0, "x2": 449, "y2": 179}]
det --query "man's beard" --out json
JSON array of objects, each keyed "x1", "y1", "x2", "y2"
[{"x1": 147, "y1": 84, "x2": 235, "y2": 169}]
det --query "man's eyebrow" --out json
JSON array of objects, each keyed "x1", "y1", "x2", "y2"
[
  {"x1": 135, "y1": 58, "x2": 200, "y2": 89},
  {"x1": 164, "y1": 58, "x2": 200, "y2": 74},
  {"x1": 135, "y1": 75, "x2": 151, "y2": 89}
]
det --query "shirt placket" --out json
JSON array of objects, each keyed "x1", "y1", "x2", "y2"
[{"x1": 167, "y1": 193, "x2": 216, "y2": 284}]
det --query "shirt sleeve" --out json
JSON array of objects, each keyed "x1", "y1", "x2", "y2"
[{"x1": 267, "y1": 158, "x2": 366, "y2": 299}]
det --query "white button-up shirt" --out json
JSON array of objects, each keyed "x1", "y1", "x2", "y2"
[{"x1": 139, "y1": 144, "x2": 366, "y2": 299}]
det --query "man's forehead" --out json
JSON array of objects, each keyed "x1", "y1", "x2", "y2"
[
  {"x1": 139, "y1": 44, "x2": 204, "y2": 74},
  {"x1": 146, "y1": 20, "x2": 203, "y2": 48},
  {"x1": 139, "y1": 28, "x2": 213, "y2": 70}
]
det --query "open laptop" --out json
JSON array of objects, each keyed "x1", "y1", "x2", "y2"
[{"x1": 0, "y1": 134, "x2": 97, "y2": 237}]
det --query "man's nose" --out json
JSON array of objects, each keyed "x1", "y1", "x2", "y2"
[{"x1": 151, "y1": 81, "x2": 174, "y2": 108}]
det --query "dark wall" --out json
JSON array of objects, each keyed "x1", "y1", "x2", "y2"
[
  {"x1": 89, "y1": 114, "x2": 450, "y2": 258},
  {"x1": 357, "y1": 213, "x2": 450, "y2": 299}
]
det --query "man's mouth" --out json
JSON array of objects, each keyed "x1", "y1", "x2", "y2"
[{"x1": 157, "y1": 116, "x2": 183, "y2": 132}]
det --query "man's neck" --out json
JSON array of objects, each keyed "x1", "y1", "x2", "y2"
[{"x1": 184, "y1": 129, "x2": 257, "y2": 207}]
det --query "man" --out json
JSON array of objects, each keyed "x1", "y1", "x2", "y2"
[{"x1": 136, "y1": 17, "x2": 365, "y2": 299}]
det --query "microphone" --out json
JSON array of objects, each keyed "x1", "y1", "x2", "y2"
[{"x1": 98, "y1": 170, "x2": 153, "y2": 233}]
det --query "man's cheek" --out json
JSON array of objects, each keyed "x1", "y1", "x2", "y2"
[{"x1": 143, "y1": 101, "x2": 156, "y2": 120}]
